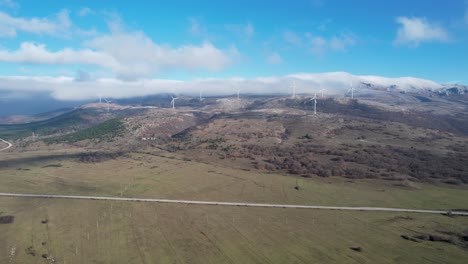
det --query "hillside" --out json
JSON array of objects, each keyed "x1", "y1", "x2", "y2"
[{"x1": 3, "y1": 92, "x2": 466, "y2": 186}]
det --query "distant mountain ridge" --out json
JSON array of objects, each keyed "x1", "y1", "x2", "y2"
[{"x1": 0, "y1": 72, "x2": 466, "y2": 118}]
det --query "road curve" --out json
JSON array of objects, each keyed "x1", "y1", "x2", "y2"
[
  {"x1": 0, "y1": 138, "x2": 12, "y2": 151},
  {"x1": 0, "y1": 192, "x2": 467, "y2": 216}
]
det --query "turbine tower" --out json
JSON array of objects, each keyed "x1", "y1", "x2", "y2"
[
  {"x1": 236, "y1": 89, "x2": 241, "y2": 100},
  {"x1": 319, "y1": 88, "x2": 326, "y2": 98},
  {"x1": 310, "y1": 93, "x2": 317, "y2": 115},
  {"x1": 170, "y1": 96, "x2": 178, "y2": 109},
  {"x1": 104, "y1": 98, "x2": 111, "y2": 113},
  {"x1": 291, "y1": 81, "x2": 297, "y2": 99},
  {"x1": 348, "y1": 82, "x2": 355, "y2": 99},
  {"x1": 98, "y1": 94, "x2": 102, "y2": 104},
  {"x1": 199, "y1": 89, "x2": 203, "y2": 101}
]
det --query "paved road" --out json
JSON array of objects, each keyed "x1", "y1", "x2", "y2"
[
  {"x1": 0, "y1": 138, "x2": 12, "y2": 151},
  {"x1": 0, "y1": 192, "x2": 467, "y2": 215}
]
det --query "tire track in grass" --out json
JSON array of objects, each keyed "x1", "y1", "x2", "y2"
[
  {"x1": 129, "y1": 205, "x2": 147, "y2": 264},
  {"x1": 216, "y1": 209, "x2": 273, "y2": 264},
  {"x1": 151, "y1": 205, "x2": 184, "y2": 264}
]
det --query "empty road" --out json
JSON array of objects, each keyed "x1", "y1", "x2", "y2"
[
  {"x1": 0, "y1": 138, "x2": 12, "y2": 151},
  {"x1": 0, "y1": 192, "x2": 467, "y2": 215}
]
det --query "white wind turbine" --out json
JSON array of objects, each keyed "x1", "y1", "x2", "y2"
[
  {"x1": 236, "y1": 89, "x2": 241, "y2": 100},
  {"x1": 348, "y1": 82, "x2": 355, "y2": 99},
  {"x1": 199, "y1": 89, "x2": 203, "y2": 101},
  {"x1": 104, "y1": 98, "x2": 111, "y2": 112},
  {"x1": 290, "y1": 81, "x2": 297, "y2": 99},
  {"x1": 310, "y1": 93, "x2": 317, "y2": 115},
  {"x1": 318, "y1": 88, "x2": 326, "y2": 98},
  {"x1": 170, "y1": 96, "x2": 178, "y2": 109},
  {"x1": 98, "y1": 94, "x2": 102, "y2": 104}
]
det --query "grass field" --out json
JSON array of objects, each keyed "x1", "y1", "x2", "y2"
[
  {"x1": 1, "y1": 197, "x2": 468, "y2": 264},
  {"x1": 0, "y1": 150, "x2": 467, "y2": 210},
  {"x1": 1, "y1": 149, "x2": 467, "y2": 263}
]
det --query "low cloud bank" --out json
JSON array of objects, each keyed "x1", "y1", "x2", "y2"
[{"x1": 0, "y1": 72, "x2": 444, "y2": 101}]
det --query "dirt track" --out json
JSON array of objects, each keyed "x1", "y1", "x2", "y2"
[
  {"x1": 0, "y1": 138, "x2": 12, "y2": 151},
  {"x1": 0, "y1": 192, "x2": 467, "y2": 216}
]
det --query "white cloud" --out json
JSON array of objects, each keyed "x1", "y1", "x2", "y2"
[
  {"x1": 0, "y1": 9, "x2": 71, "y2": 38},
  {"x1": 266, "y1": 52, "x2": 282, "y2": 65},
  {"x1": 0, "y1": 0, "x2": 18, "y2": 9},
  {"x1": 393, "y1": 16, "x2": 450, "y2": 47},
  {"x1": 85, "y1": 31, "x2": 236, "y2": 79},
  {"x1": 0, "y1": 72, "x2": 443, "y2": 101},
  {"x1": 283, "y1": 30, "x2": 303, "y2": 46},
  {"x1": 0, "y1": 30, "x2": 237, "y2": 79},
  {"x1": 359, "y1": 75, "x2": 443, "y2": 91},
  {"x1": 0, "y1": 12, "x2": 236, "y2": 79},
  {"x1": 0, "y1": 42, "x2": 117, "y2": 67},
  {"x1": 78, "y1": 7, "x2": 93, "y2": 17}
]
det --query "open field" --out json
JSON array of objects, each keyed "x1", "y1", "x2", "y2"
[
  {"x1": 0, "y1": 150, "x2": 467, "y2": 210},
  {"x1": 1, "y1": 148, "x2": 468, "y2": 263},
  {"x1": 1, "y1": 197, "x2": 468, "y2": 264}
]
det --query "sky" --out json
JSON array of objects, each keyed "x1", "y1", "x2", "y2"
[{"x1": 0, "y1": 0, "x2": 467, "y2": 105}]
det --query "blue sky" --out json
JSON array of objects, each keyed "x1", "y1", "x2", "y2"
[{"x1": 0, "y1": 0, "x2": 467, "y2": 102}]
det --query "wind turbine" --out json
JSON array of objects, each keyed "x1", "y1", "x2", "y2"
[
  {"x1": 348, "y1": 82, "x2": 355, "y2": 99},
  {"x1": 170, "y1": 96, "x2": 178, "y2": 109},
  {"x1": 236, "y1": 89, "x2": 241, "y2": 100},
  {"x1": 199, "y1": 89, "x2": 203, "y2": 101},
  {"x1": 318, "y1": 88, "x2": 326, "y2": 98},
  {"x1": 310, "y1": 93, "x2": 317, "y2": 115},
  {"x1": 290, "y1": 81, "x2": 297, "y2": 99},
  {"x1": 98, "y1": 94, "x2": 102, "y2": 104},
  {"x1": 104, "y1": 98, "x2": 111, "y2": 113}
]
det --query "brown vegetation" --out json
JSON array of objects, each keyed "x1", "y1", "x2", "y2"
[
  {"x1": 77, "y1": 152, "x2": 127, "y2": 163},
  {"x1": 290, "y1": 98, "x2": 468, "y2": 136},
  {"x1": 0, "y1": 215, "x2": 14, "y2": 224}
]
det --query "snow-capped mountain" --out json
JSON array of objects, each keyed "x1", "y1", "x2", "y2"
[{"x1": 0, "y1": 72, "x2": 465, "y2": 117}]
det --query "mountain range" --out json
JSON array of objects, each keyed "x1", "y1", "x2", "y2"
[{"x1": 0, "y1": 72, "x2": 466, "y2": 118}]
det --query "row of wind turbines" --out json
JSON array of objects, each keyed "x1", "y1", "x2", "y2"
[
  {"x1": 290, "y1": 80, "x2": 357, "y2": 115},
  {"x1": 171, "y1": 88, "x2": 241, "y2": 109},
  {"x1": 290, "y1": 80, "x2": 356, "y2": 100},
  {"x1": 98, "y1": 81, "x2": 357, "y2": 113}
]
